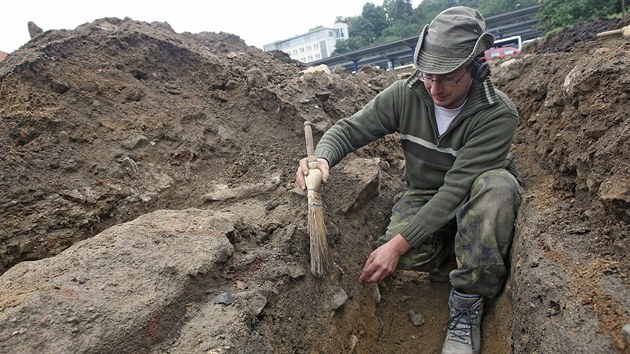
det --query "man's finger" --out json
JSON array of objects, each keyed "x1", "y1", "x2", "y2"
[
  {"x1": 295, "y1": 159, "x2": 310, "y2": 191},
  {"x1": 359, "y1": 268, "x2": 378, "y2": 283},
  {"x1": 321, "y1": 171, "x2": 329, "y2": 184},
  {"x1": 359, "y1": 258, "x2": 376, "y2": 283}
]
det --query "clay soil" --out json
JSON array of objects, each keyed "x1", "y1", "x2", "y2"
[{"x1": 0, "y1": 15, "x2": 628, "y2": 354}]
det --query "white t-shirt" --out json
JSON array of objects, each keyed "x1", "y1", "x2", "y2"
[{"x1": 434, "y1": 102, "x2": 466, "y2": 135}]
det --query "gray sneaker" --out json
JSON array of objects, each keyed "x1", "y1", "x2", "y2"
[{"x1": 441, "y1": 289, "x2": 484, "y2": 354}]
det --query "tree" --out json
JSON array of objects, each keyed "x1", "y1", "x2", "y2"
[
  {"x1": 477, "y1": 0, "x2": 538, "y2": 17},
  {"x1": 349, "y1": 16, "x2": 378, "y2": 44},
  {"x1": 537, "y1": 0, "x2": 622, "y2": 30},
  {"x1": 414, "y1": 0, "x2": 450, "y2": 26},
  {"x1": 362, "y1": 3, "x2": 389, "y2": 37},
  {"x1": 383, "y1": 0, "x2": 414, "y2": 21},
  {"x1": 332, "y1": 0, "x2": 624, "y2": 56},
  {"x1": 331, "y1": 14, "x2": 376, "y2": 55},
  {"x1": 381, "y1": 21, "x2": 421, "y2": 41},
  {"x1": 333, "y1": 39, "x2": 350, "y2": 55}
]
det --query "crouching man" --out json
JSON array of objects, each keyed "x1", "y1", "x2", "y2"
[{"x1": 296, "y1": 6, "x2": 522, "y2": 354}]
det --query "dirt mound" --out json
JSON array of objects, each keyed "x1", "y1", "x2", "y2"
[
  {"x1": 0, "y1": 17, "x2": 386, "y2": 272},
  {"x1": 530, "y1": 17, "x2": 620, "y2": 53},
  {"x1": 0, "y1": 16, "x2": 628, "y2": 353}
]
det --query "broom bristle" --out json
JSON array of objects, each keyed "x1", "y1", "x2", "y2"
[
  {"x1": 308, "y1": 205, "x2": 330, "y2": 277},
  {"x1": 305, "y1": 165, "x2": 331, "y2": 278}
]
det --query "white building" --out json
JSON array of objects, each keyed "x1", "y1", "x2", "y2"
[{"x1": 263, "y1": 23, "x2": 349, "y2": 63}]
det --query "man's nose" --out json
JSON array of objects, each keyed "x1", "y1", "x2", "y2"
[{"x1": 430, "y1": 82, "x2": 443, "y2": 94}]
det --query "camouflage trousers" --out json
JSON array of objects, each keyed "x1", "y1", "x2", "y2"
[{"x1": 375, "y1": 169, "x2": 522, "y2": 298}]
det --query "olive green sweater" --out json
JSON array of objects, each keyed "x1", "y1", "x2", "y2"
[{"x1": 314, "y1": 70, "x2": 519, "y2": 247}]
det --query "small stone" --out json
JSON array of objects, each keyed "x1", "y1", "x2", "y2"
[
  {"x1": 246, "y1": 68, "x2": 268, "y2": 88},
  {"x1": 315, "y1": 91, "x2": 331, "y2": 100},
  {"x1": 249, "y1": 295, "x2": 267, "y2": 317},
  {"x1": 27, "y1": 21, "x2": 43, "y2": 38},
  {"x1": 567, "y1": 226, "x2": 591, "y2": 235},
  {"x1": 349, "y1": 334, "x2": 359, "y2": 352},
  {"x1": 235, "y1": 280, "x2": 247, "y2": 290},
  {"x1": 265, "y1": 200, "x2": 278, "y2": 210},
  {"x1": 214, "y1": 292, "x2": 233, "y2": 305},
  {"x1": 125, "y1": 89, "x2": 144, "y2": 101},
  {"x1": 50, "y1": 80, "x2": 70, "y2": 94},
  {"x1": 330, "y1": 288, "x2": 348, "y2": 310},
  {"x1": 622, "y1": 323, "x2": 630, "y2": 345},
  {"x1": 121, "y1": 135, "x2": 149, "y2": 150},
  {"x1": 409, "y1": 309, "x2": 425, "y2": 327},
  {"x1": 59, "y1": 131, "x2": 70, "y2": 144}
]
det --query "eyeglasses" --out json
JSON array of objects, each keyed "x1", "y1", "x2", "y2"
[{"x1": 419, "y1": 69, "x2": 470, "y2": 87}]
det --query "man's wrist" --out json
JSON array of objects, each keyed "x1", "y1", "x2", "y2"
[{"x1": 390, "y1": 234, "x2": 412, "y2": 255}]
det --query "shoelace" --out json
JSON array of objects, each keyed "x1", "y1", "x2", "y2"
[{"x1": 447, "y1": 307, "x2": 479, "y2": 346}]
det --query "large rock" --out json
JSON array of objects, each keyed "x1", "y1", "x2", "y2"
[
  {"x1": 335, "y1": 156, "x2": 382, "y2": 214},
  {"x1": 0, "y1": 209, "x2": 238, "y2": 353}
]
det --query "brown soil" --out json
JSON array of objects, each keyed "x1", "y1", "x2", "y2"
[{"x1": 0, "y1": 15, "x2": 628, "y2": 353}]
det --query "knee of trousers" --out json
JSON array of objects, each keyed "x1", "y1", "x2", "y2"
[{"x1": 470, "y1": 169, "x2": 522, "y2": 206}]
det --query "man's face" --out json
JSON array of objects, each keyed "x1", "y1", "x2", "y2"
[{"x1": 421, "y1": 67, "x2": 473, "y2": 109}]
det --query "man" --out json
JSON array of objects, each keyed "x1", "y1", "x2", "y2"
[{"x1": 296, "y1": 6, "x2": 522, "y2": 354}]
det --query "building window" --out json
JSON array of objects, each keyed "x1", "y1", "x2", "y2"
[
  {"x1": 300, "y1": 48, "x2": 305, "y2": 53},
  {"x1": 329, "y1": 31, "x2": 334, "y2": 37},
  {"x1": 315, "y1": 54, "x2": 321, "y2": 60},
  {"x1": 314, "y1": 43, "x2": 319, "y2": 50},
  {"x1": 307, "y1": 45, "x2": 312, "y2": 51}
]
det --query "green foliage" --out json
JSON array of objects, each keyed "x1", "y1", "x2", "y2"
[
  {"x1": 330, "y1": 0, "x2": 623, "y2": 56},
  {"x1": 349, "y1": 16, "x2": 378, "y2": 44},
  {"x1": 362, "y1": 3, "x2": 389, "y2": 37},
  {"x1": 476, "y1": 0, "x2": 538, "y2": 17},
  {"x1": 332, "y1": 36, "x2": 371, "y2": 56},
  {"x1": 537, "y1": 0, "x2": 622, "y2": 31},
  {"x1": 383, "y1": 0, "x2": 414, "y2": 21},
  {"x1": 381, "y1": 21, "x2": 420, "y2": 40},
  {"x1": 333, "y1": 39, "x2": 350, "y2": 55},
  {"x1": 412, "y1": 0, "x2": 447, "y2": 26}
]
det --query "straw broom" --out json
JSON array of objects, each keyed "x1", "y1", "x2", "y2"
[{"x1": 303, "y1": 121, "x2": 331, "y2": 278}]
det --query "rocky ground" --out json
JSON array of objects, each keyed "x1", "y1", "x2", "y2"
[{"x1": 0, "y1": 14, "x2": 628, "y2": 354}]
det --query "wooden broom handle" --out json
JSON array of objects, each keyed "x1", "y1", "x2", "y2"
[{"x1": 304, "y1": 121, "x2": 315, "y2": 158}]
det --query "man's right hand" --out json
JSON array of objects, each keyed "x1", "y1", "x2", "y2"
[{"x1": 295, "y1": 157, "x2": 330, "y2": 192}]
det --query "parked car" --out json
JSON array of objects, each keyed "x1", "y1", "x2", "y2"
[{"x1": 484, "y1": 46, "x2": 521, "y2": 60}]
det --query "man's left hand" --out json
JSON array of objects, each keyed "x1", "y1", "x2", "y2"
[{"x1": 358, "y1": 234, "x2": 411, "y2": 283}]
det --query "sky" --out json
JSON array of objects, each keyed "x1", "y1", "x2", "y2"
[{"x1": 0, "y1": 0, "x2": 422, "y2": 53}]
